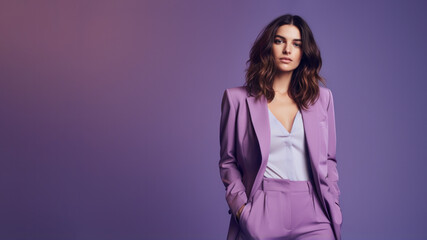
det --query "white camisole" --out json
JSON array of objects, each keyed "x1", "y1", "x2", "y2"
[{"x1": 263, "y1": 108, "x2": 312, "y2": 180}]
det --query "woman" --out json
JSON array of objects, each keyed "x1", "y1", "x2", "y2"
[{"x1": 219, "y1": 14, "x2": 342, "y2": 240}]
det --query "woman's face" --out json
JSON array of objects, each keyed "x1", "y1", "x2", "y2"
[{"x1": 272, "y1": 24, "x2": 303, "y2": 73}]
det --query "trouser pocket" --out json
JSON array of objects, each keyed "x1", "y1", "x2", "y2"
[{"x1": 240, "y1": 190, "x2": 290, "y2": 239}]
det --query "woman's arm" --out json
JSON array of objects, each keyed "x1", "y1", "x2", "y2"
[
  {"x1": 219, "y1": 89, "x2": 248, "y2": 223},
  {"x1": 326, "y1": 89, "x2": 341, "y2": 204}
]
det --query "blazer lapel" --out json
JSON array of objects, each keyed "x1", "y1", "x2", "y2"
[
  {"x1": 246, "y1": 95, "x2": 270, "y2": 200},
  {"x1": 246, "y1": 95, "x2": 270, "y2": 176},
  {"x1": 246, "y1": 94, "x2": 327, "y2": 218}
]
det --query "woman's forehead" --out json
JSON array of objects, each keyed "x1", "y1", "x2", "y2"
[{"x1": 275, "y1": 25, "x2": 301, "y2": 40}]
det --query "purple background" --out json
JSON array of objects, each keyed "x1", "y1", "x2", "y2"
[{"x1": 1, "y1": 0, "x2": 426, "y2": 239}]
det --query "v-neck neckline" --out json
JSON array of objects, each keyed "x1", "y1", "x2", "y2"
[{"x1": 268, "y1": 108, "x2": 299, "y2": 135}]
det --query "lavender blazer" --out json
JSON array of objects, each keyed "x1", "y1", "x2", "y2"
[{"x1": 219, "y1": 85, "x2": 342, "y2": 240}]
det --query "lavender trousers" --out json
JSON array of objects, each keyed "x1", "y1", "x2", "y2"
[{"x1": 237, "y1": 177, "x2": 335, "y2": 240}]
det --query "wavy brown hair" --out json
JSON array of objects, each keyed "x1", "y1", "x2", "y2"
[{"x1": 244, "y1": 14, "x2": 326, "y2": 110}]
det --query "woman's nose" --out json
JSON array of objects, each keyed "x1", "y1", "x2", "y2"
[{"x1": 282, "y1": 44, "x2": 290, "y2": 54}]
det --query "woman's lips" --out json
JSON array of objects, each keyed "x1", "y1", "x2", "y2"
[{"x1": 280, "y1": 57, "x2": 292, "y2": 63}]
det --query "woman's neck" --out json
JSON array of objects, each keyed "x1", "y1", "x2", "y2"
[{"x1": 273, "y1": 71, "x2": 293, "y2": 93}]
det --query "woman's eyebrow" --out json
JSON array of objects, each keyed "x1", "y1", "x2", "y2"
[{"x1": 274, "y1": 34, "x2": 301, "y2": 41}]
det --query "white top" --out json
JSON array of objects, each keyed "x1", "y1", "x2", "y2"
[{"x1": 264, "y1": 108, "x2": 311, "y2": 180}]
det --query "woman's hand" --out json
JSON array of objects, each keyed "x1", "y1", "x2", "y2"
[{"x1": 236, "y1": 203, "x2": 246, "y2": 220}]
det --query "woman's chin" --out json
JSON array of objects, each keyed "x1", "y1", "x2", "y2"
[{"x1": 276, "y1": 68, "x2": 295, "y2": 74}]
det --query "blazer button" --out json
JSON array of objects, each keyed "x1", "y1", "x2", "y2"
[{"x1": 228, "y1": 209, "x2": 232, "y2": 214}]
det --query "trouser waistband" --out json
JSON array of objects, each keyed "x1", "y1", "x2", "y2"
[{"x1": 261, "y1": 176, "x2": 313, "y2": 193}]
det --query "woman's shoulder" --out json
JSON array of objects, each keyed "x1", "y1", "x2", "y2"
[
  {"x1": 319, "y1": 85, "x2": 331, "y2": 96},
  {"x1": 224, "y1": 85, "x2": 248, "y2": 96},
  {"x1": 220, "y1": 85, "x2": 250, "y2": 110},
  {"x1": 222, "y1": 85, "x2": 249, "y2": 102},
  {"x1": 318, "y1": 85, "x2": 334, "y2": 108}
]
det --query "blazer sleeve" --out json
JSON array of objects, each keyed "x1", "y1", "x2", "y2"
[
  {"x1": 326, "y1": 89, "x2": 341, "y2": 204},
  {"x1": 219, "y1": 89, "x2": 248, "y2": 222}
]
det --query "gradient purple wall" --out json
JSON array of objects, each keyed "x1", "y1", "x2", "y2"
[{"x1": 1, "y1": 0, "x2": 426, "y2": 239}]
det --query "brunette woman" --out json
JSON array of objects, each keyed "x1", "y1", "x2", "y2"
[{"x1": 219, "y1": 14, "x2": 342, "y2": 240}]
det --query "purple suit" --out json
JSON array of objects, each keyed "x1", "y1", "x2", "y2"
[{"x1": 219, "y1": 85, "x2": 342, "y2": 240}]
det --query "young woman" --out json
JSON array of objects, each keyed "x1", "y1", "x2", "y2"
[{"x1": 219, "y1": 14, "x2": 342, "y2": 240}]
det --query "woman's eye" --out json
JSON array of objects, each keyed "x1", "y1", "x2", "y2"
[
  {"x1": 274, "y1": 39, "x2": 283, "y2": 44},
  {"x1": 294, "y1": 43, "x2": 301, "y2": 47}
]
